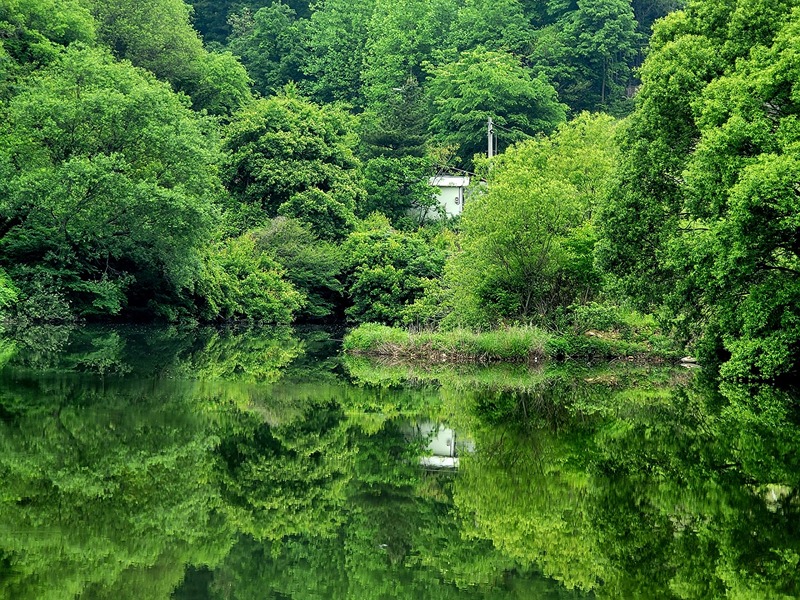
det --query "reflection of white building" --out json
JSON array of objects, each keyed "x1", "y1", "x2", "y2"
[{"x1": 412, "y1": 422, "x2": 474, "y2": 469}]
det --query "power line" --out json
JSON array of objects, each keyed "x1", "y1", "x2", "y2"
[
  {"x1": 491, "y1": 121, "x2": 536, "y2": 140},
  {"x1": 434, "y1": 164, "x2": 479, "y2": 177}
]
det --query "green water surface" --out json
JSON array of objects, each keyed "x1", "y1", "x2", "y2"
[{"x1": 0, "y1": 326, "x2": 798, "y2": 599}]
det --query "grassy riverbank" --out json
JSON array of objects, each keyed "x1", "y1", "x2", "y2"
[{"x1": 343, "y1": 323, "x2": 681, "y2": 363}]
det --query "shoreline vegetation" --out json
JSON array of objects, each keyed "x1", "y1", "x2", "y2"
[
  {"x1": 2, "y1": 0, "x2": 798, "y2": 380},
  {"x1": 343, "y1": 323, "x2": 682, "y2": 364}
]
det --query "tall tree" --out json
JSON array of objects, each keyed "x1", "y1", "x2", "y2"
[
  {"x1": 361, "y1": 0, "x2": 457, "y2": 107},
  {"x1": 445, "y1": 0, "x2": 533, "y2": 56},
  {"x1": 341, "y1": 214, "x2": 446, "y2": 325},
  {"x1": 426, "y1": 48, "x2": 566, "y2": 165},
  {"x1": 222, "y1": 87, "x2": 363, "y2": 240},
  {"x1": 303, "y1": 0, "x2": 374, "y2": 105},
  {"x1": 598, "y1": 0, "x2": 800, "y2": 378},
  {"x1": 188, "y1": 0, "x2": 312, "y2": 44},
  {"x1": 0, "y1": 46, "x2": 220, "y2": 318},
  {"x1": 226, "y1": 3, "x2": 308, "y2": 96},
  {"x1": 444, "y1": 113, "x2": 617, "y2": 327},
  {"x1": 359, "y1": 76, "x2": 429, "y2": 159},
  {"x1": 529, "y1": 0, "x2": 641, "y2": 113},
  {"x1": 0, "y1": 0, "x2": 96, "y2": 87},
  {"x1": 87, "y1": 0, "x2": 251, "y2": 115}
]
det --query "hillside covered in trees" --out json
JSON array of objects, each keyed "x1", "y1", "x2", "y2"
[{"x1": 2, "y1": 0, "x2": 799, "y2": 380}]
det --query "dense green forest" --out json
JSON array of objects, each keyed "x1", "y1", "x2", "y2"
[{"x1": 1, "y1": 0, "x2": 798, "y2": 380}]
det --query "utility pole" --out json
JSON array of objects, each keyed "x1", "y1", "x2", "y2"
[{"x1": 488, "y1": 116, "x2": 494, "y2": 158}]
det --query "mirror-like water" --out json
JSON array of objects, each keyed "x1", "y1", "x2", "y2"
[{"x1": 0, "y1": 326, "x2": 798, "y2": 599}]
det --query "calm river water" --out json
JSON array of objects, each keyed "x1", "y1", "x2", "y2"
[{"x1": 0, "y1": 325, "x2": 798, "y2": 599}]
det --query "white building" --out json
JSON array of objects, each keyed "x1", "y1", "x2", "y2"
[{"x1": 426, "y1": 175, "x2": 471, "y2": 219}]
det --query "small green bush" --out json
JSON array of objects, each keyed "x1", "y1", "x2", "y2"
[
  {"x1": 197, "y1": 234, "x2": 303, "y2": 323},
  {"x1": 0, "y1": 269, "x2": 19, "y2": 314}
]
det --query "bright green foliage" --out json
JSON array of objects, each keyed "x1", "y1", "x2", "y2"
[
  {"x1": 0, "y1": 0, "x2": 96, "y2": 63},
  {"x1": 530, "y1": 0, "x2": 641, "y2": 113},
  {"x1": 189, "y1": 0, "x2": 313, "y2": 45},
  {"x1": 343, "y1": 323, "x2": 553, "y2": 360},
  {"x1": 599, "y1": 0, "x2": 800, "y2": 379},
  {"x1": 88, "y1": 0, "x2": 204, "y2": 88},
  {"x1": 0, "y1": 268, "x2": 18, "y2": 314},
  {"x1": 0, "y1": 46, "x2": 219, "y2": 320},
  {"x1": 426, "y1": 48, "x2": 566, "y2": 165},
  {"x1": 303, "y1": 0, "x2": 374, "y2": 104},
  {"x1": 196, "y1": 233, "x2": 303, "y2": 323},
  {"x1": 253, "y1": 217, "x2": 345, "y2": 319},
  {"x1": 445, "y1": 113, "x2": 618, "y2": 328},
  {"x1": 227, "y1": 3, "x2": 308, "y2": 96},
  {"x1": 446, "y1": 0, "x2": 533, "y2": 55},
  {"x1": 215, "y1": 399, "x2": 354, "y2": 542},
  {"x1": 342, "y1": 214, "x2": 447, "y2": 325},
  {"x1": 0, "y1": 41, "x2": 10, "y2": 98},
  {"x1": 192, "y1": 49, "x2": 254, "y2": 116},
  {"x1": 360, "y1": 156, "x2": 437, "y2": 226},
  {"x1": 0, "y1": 0, "x2": 96, "y2": 98},
  {"x1": 278, "y1": 187, "x2": 356, "y2": 241},
  {"x1": 361, "y1": 0, "x2": 456, "y2": 107},
  {"x1": 87, "y1": 0, "x2": 251, "y2": 115},
  {"x1": 0, "y1": 374, "x2": 235, "y2": 600},
  {"x1": 222, "y1": 89, "x2": 363, "y2": 239}
]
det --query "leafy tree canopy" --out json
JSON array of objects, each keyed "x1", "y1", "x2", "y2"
[
  {"x1": 445, "y1": 113, "x2": 618, "y2": 328},
  {"x1": 0, "y1": 46, "x2": 220, "y2": 319},
  {"x1": 598, "y1": 0, "x2": 800, "y2": 379},
  {"x1": 342, "y1": 214, "x2": 447, "y2": 325},
  {"x1": 303, "y1": 0, "x2": 374, "y2": 105},
  {"x1": 426, "y1": 48, "x2": 566, "y2": 165},
  {"x1": 445, "y1": 0, "x2": 533, "y2": 56},
  {"x1": 226, "y1": 3, "x2": 308, "y2": 96},
  {"x1": 529, "y1": 0, "x2": 641, "y2": 113},
  {"x1": 196, "y1": 232, "x2": 304, "y2": 324},
  {"x1": 361, "y1": 0, "x2": 456, "y2": 107},
  {"x1": 253, "y1": 217, "x2": 344, "y2": 320},
  {"x1": 222, "y1": 87, "x2": 363, "y2": 240},
  {"x1": 87, "y1": 0, "x2": 251, "y2": 115}
]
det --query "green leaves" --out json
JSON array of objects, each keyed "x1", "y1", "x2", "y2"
[
  {"x1": 197, "y1": 233, "x2": 303, "y2": 323},
  {"x1": 0, "y1": 46, "x2": 219, "y2": 318},
  {"x1": 227, "y1": 3, "x2": 307, "y2": 96},
  {"x1": 87, "y1": 0, "x2": 251, "y2": 115},
  {"x1": 426, "y1": 48, "x2": 566, "y2": 165},
  {"x1": 530, "y1": 0, "x2": 641, "y2": 112},
  {"x1": 601, "y1": 0, "x2": 800, "y2": 379},
  {"x1": 445, "y1": 113, "x2": 618, "y2": 328},
  {"x1": 303, "y1": 0, "x2": 374, "y2": 104},
  {"x1": 222, "y1": 91, "x2": 363, "y2": 240},
  {"x1": 342, "y1": 214, "x2": 446, "y2": 325}
]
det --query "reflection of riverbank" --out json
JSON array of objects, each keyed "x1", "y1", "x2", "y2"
[
  {"x1": 3, "y1": 326, "x2": 800, "y2": 599},
  {"x1": 343, "y1": 353, "x2": 692, "y2": 395}
]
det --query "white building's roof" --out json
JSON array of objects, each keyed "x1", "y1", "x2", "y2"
[{"x1": 429, "y1": 175, "x2": 470, "y2": 188}]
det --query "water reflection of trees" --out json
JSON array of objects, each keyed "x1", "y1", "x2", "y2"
[
  {"x1": 2, "y1": 330, "x2": 799, "y2": 599},
  {"x1": 0, "y1": 376, "x2": 234, "y2": 599},
  {"x1": 451, "y1": 371, "x2": 800, "y2": 599}
]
